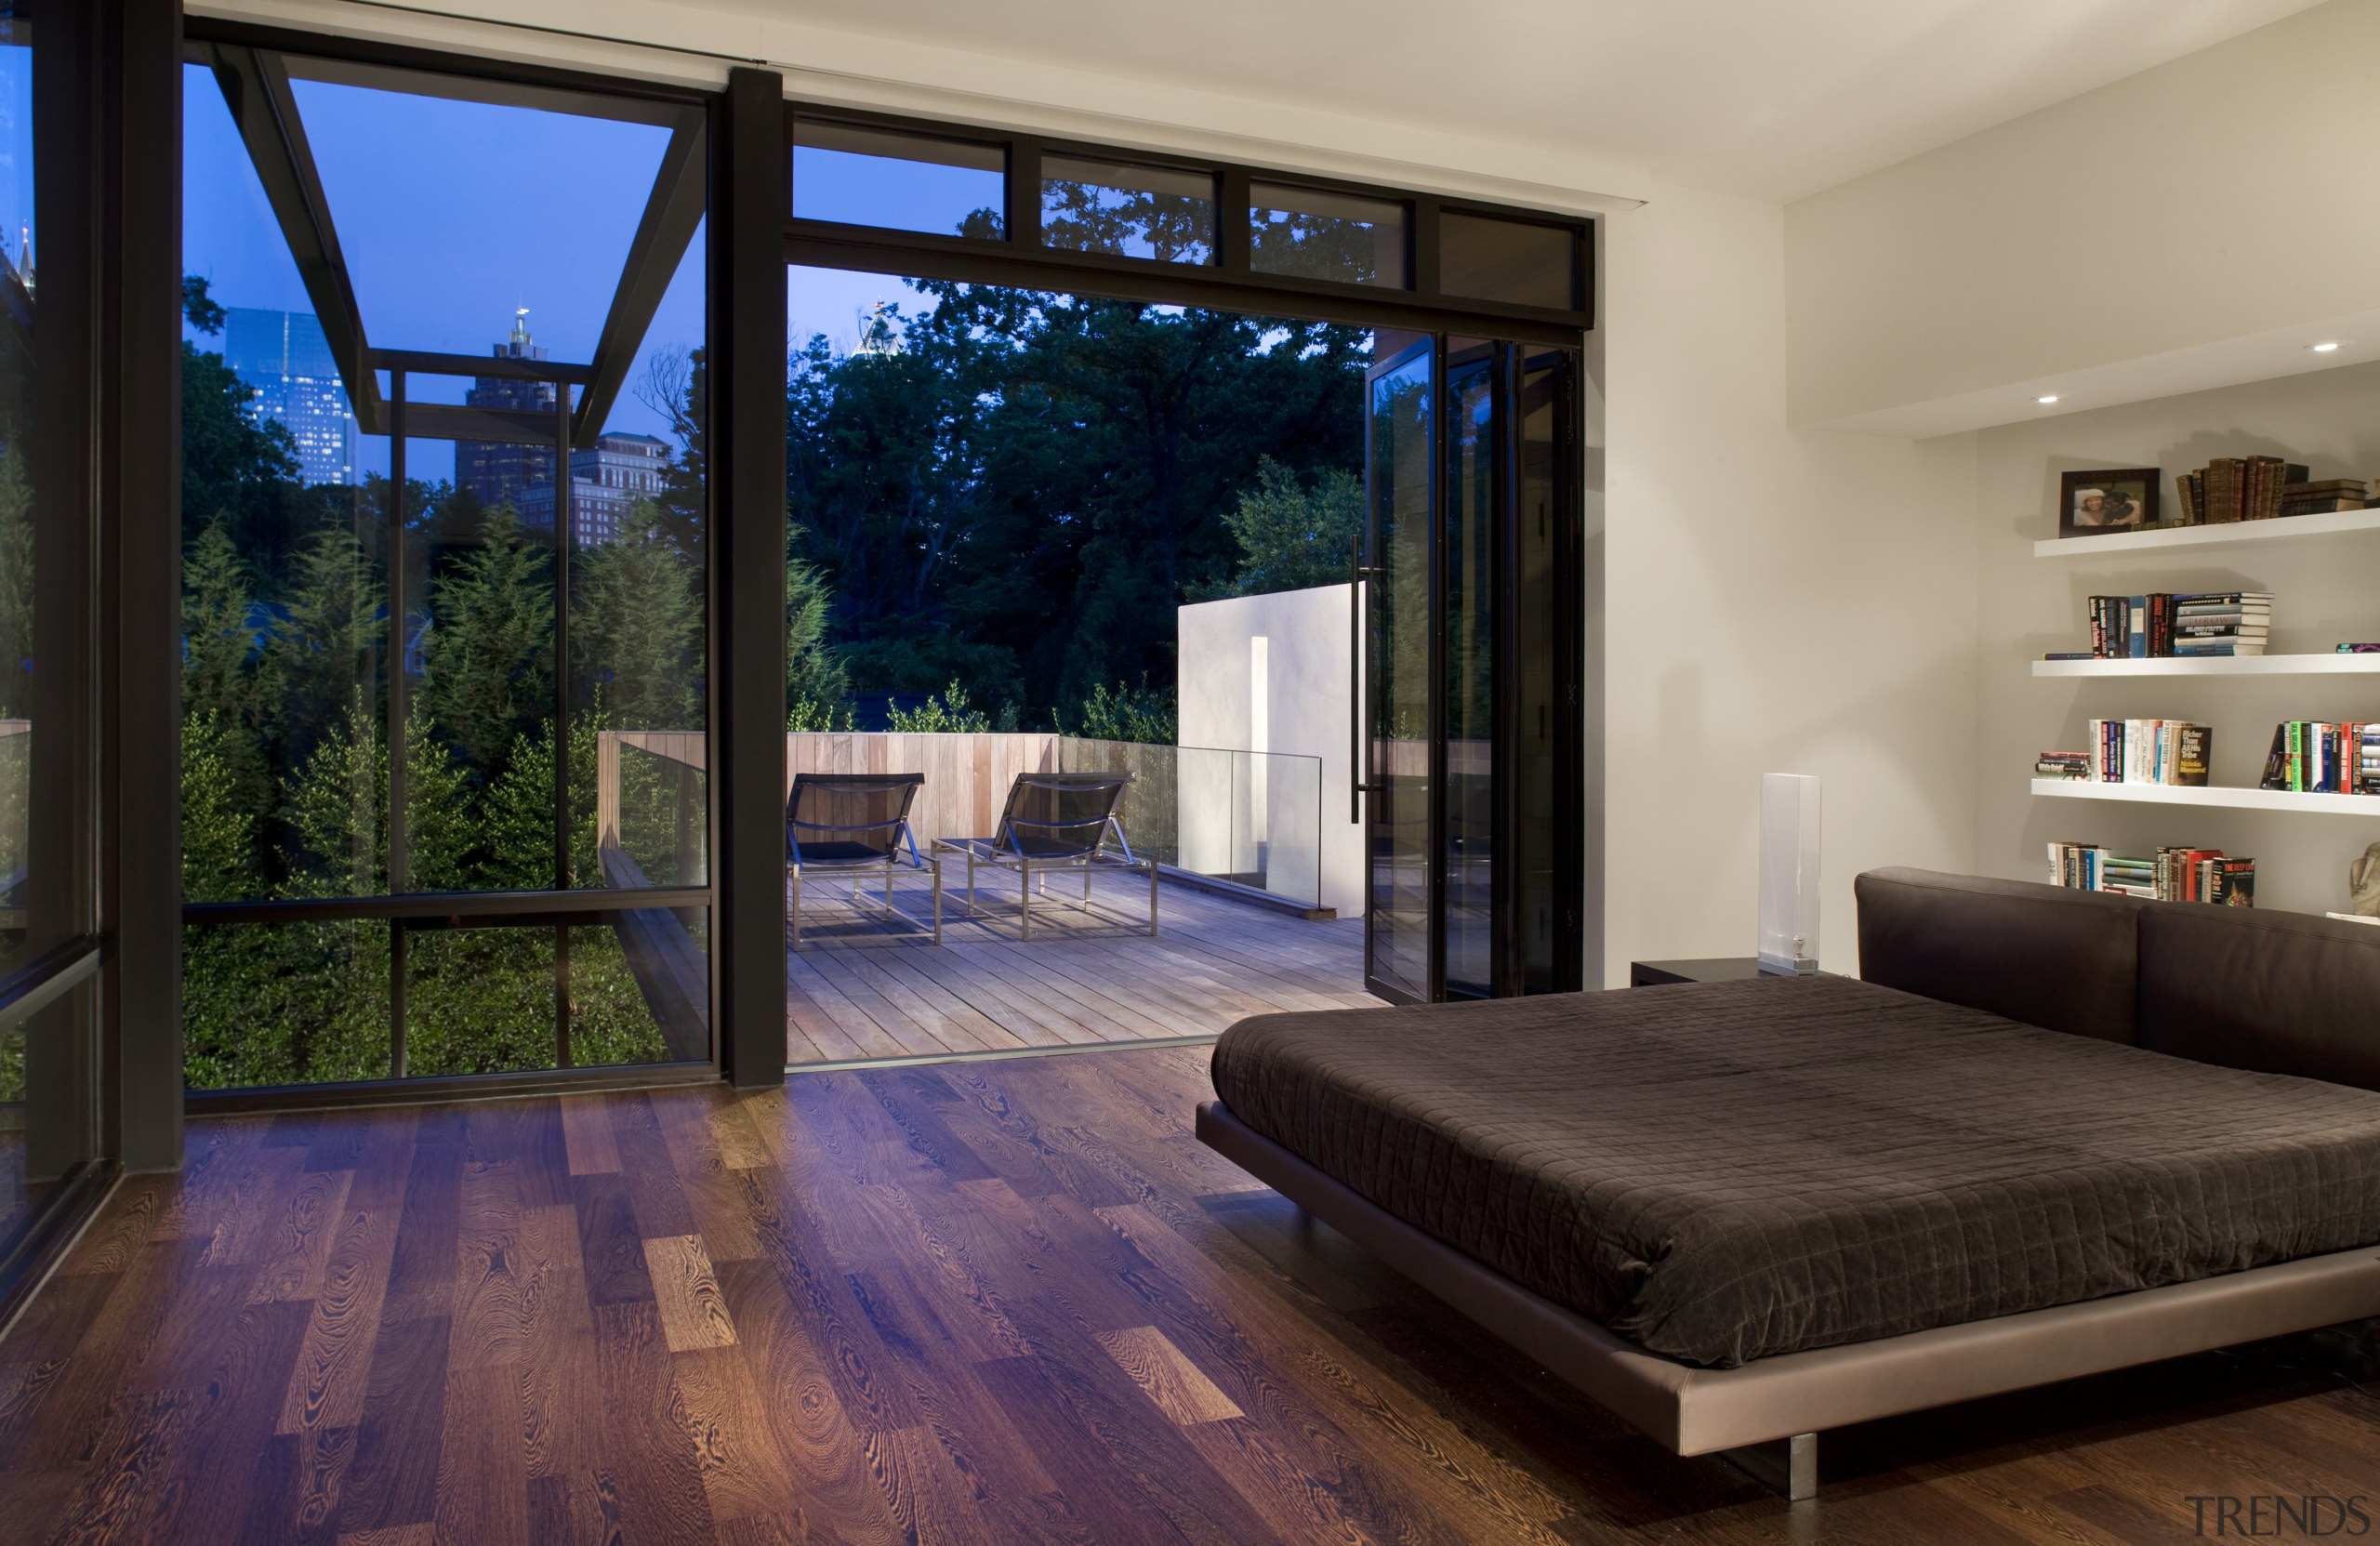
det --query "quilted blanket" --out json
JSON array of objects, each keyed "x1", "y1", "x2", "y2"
[{"x1": 1209, "y1": 973, "x2": 2380, "y2": 1368}]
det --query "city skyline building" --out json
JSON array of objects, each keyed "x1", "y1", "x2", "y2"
[
  {"x1": 516, "y1": 430, "x2": 670, "y2": 548},
  {"x1": 223, "y1": 306, "x2": 358, "y2": 487},
  {"x1": 455, "y1": 306, "x2": 561, "y2": 512}
]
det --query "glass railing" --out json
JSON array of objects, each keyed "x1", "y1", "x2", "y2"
[{"x1": 1059, "y1": 739, "x2": 1323, "y2": 909}]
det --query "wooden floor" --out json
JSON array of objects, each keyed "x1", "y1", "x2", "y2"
[
  {"x1": 786, "y1": 868, "x2": 1368, "y2": 1065},
  {"x1": 5, "y1": 1047, "x2": 2378, "y2": 1546}
]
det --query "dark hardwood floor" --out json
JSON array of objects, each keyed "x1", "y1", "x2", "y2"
[{"x1": 2, "y1": 1045, "x2": 2375, "y2": 1544}]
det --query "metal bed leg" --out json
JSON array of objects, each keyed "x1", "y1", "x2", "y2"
[{"x1": 1722, "y1": 1433, "x2": 1817, "y2": 1501}]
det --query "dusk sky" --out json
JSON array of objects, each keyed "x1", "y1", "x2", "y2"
[{"x1": 181, "y1": 61, "x2": 935, "y2": 486}]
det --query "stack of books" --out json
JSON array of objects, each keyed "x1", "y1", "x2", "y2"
[
  {"x1": 2173, "y1": 591, "x2": 2271, "y2": 657},
  {"x1": 2281, "y1": 478, "x2": 2371, "y2": 516},
  {"x1": 2050, "y1": 592, "x2": 2272, "y2": 659},
  {"x1": 2083, "y1": 719, "x2": 2213, "y2": 785},
  {"x1": 2047, "y1": 841, "x2": 2254, "y2": 904},
  {"x1": 2036, "y1": 751, "x2": 2093, "y2": 781},
  {"x1": 2259, "y1": 721, "x2": 2380, "y2": 794}
]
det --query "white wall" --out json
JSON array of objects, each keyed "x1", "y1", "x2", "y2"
[
  {"x1": 1177, "y1": 586, "x2": 1366, "y2": 918},
  {"x1": 1786, "y1": 0, "x2": 2380, "y2": 430},
  {"x1": 1971, "y1": 363, "x2": 2380, "y2": 916},
  {"x1": 1601, "y1": 181, "x2": 1985, "y2": 982}
]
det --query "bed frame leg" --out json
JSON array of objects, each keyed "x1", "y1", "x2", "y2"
[{"x1": 1722, "y1": 1433, "x2": 1817, "y2": 1501}]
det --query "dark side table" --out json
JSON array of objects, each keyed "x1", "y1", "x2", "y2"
[{"x1": 1628, "y1": 957, "x2": 1772, "y2": 987}]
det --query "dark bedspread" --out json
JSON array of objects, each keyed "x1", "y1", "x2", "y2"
[{"x1": 1209, "y1": 974, "x2": 2380, "y2": 1368}]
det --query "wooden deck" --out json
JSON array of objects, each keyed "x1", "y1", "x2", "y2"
[{"x1": 786, "y1": 867, "x2": 1368, "y2": 1065}]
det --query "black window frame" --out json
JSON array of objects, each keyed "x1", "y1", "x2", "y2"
[
  {"x1": 171, "y1": 15, "x2": 755, "y2": 1114},
  {"x1": 785, "y1": 101, "x2": 1595, "y2": 346}
]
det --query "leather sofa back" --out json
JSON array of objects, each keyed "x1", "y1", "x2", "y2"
[
  {"x1": 2137, "y1": 903, "x2": 2380, "y2": 1090},
  {"x1": 1855, "y1": 867, "x2": 2147, "y2": 1044},
  {"x1": 1858, "y1": 867, "x2": 2380, "y2": 1092}
]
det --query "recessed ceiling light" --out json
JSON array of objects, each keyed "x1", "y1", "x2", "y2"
[
  {"x1": 2036, "y1": 394, "x2": 2059, "y2": 404},
  {"x1": 2311, "y1": 341, "x2": 2342, "y2": 353}
]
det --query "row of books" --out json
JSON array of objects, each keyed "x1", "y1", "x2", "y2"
[
  {"x1": 2172, "y1": 459, "x2": 2372, "y2": 524},
  {"x1": 2047, "y1": 592, "x2": 2271, "y2": 659},
  {"x1": 2047, "y1": 841, "x2": 2255, "y2": 905},
  {"x1": 2037, "y1": 720, "x2": 2214, "y2": 786},
  {"x1": 2258, "y1": 721, "x2": 2380, "y2": 795}
]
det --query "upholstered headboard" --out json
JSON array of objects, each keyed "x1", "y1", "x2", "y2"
[
  {"x1": 1856, "y1": 866, "x2": 2380, "y2": 1092},
  {"x1": 1854, "y1": 867, "x2": 2146, "y2": 1044}
]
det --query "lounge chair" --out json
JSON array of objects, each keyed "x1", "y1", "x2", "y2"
[
  {"x1": 932, "y1": 772, "x2": 1157, "y2": 939},
  {"x1": 787, "y1": 772, "x2": 941, "y2": 948}
]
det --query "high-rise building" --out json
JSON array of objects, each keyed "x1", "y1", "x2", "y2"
[
  {"x1": 455, "y1": 307, "x2": 561, "y2": 514},
  {"x1": 516, "y1": 430, "x2": 672, "y2": 548},
  {"x1": 223, "y1": 306, "x2": 358, "y2": 487}
]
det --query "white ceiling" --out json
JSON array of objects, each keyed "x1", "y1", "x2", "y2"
[{"x1": 687, "y1": 0, "x2": 2327, "y2": 201}]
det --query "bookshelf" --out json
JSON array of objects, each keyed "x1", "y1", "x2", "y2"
[
  {"x1": 2030, "y1": 779, "x2": 2375, "y2": 815},
  {"x1": 2032, "y1": 654, "x2": 2380, "y2": 679},
  {"x1": 2032, "y1": 506, "x2": 2380, "y2": 559}
]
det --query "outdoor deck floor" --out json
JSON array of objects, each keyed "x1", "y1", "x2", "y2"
[{"x1": 786, "y1": 867, "x2": 1369, "y2": 1065}]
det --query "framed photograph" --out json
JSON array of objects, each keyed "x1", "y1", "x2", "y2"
[{"x1": 2058, "y1": 469, "x2": 2160, "y2": 536}]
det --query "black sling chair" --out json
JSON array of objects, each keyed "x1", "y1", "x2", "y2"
[
  {"x1": 932, "y1": 772, "x2": 1157, "y2": 940},
  {"x1": 787, "y1": 772, "x2": 942, "y2": 948}
]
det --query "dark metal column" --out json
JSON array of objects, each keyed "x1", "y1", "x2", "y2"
[
  {"x1": 714, "y1": 67, "x2": 788, "y2": 1088},
  {"x1": 112, "y1": 0, "x2": 188, "y2": 1170},
  {"x1": 386, "y1": 372, "x2": 409, "y2": 1078}
]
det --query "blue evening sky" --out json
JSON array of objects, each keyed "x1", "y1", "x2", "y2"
[
  {"x1": 0, "y1": 42, "x2": 29, "y2": 281},
  {"x1": 182, "y1": 62, "x2": 706, "y2": 483}
]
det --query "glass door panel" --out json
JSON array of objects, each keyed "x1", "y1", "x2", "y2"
[
  {"x1": 1516, "y1": 352, "x2": 1569, "y2": 993},
  {"x1": 1363, "y1": 342, "x2": 1432, "y2": 1000},
  {"x1": 1442, "y1": 342, "x2": 1495, "y2": 998}
]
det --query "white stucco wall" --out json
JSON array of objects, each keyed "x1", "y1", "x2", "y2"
[{"x1": 1177, "y1": 586, "x2": 1365, "y2": 918}]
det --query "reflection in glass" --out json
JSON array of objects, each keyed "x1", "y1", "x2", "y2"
[
  {"x1": 1442, "y1": 348, "x2": 1494, "y2": 998},
  {"x1": 1366, "y1": 347, "x2": 1430, "y2": 998},
  {"x1": 1252, "y1": 184, "x2": 1408, "y2": 289},
  {"x1": 1040, "y1": 156, "x2": 1213, "y2": 264},
  {"x1": 1439, "y1": 212, "x2": 1576, "y2": 311},
  {"x1": 1518, "y1": 355, "x2": 1566, "y2": 992},
  {"x1": 794, "y1": 120, "x2": 1006, "y2": 239}
]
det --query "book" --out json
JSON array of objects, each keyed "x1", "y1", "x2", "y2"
[
  {"x1": 2259, "y1": 721, "x2": 2380, "y2": 794},
  {"x1": 2048, "y1": 840, "x2": 2251, "y2": 905},
  {"x1": 2338, "y1": 643, "x2": 2380, "y2": 654},
  {"x1": 2174, "y1": 724, "x2": 2212, "y2": 786}
]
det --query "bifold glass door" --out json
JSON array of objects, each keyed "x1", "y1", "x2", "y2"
[{"x1": 1359, "y1": 336, "x2": 1580, "y2": 1002}]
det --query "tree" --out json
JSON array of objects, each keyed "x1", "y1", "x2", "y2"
[
  {"x1": 181, "y1": 275, "x2": 301, "y2": 551},
  {"x1": 1201, "y1": 456, "x2": 1363, "y2": 599},
  {"x1": 420, "y1": 505, "x2": 552, "y2": 777},
  {"x1": 575, "y1": 504, "x2": 701, "y2": 732},
  {"x1": 0, "y1": 448, "x2": 34, "y2": 720},
  {"x1": 182, "y1": 521, "x2": 278, "y2": 843},
  {"x1": 785, "y1": 549, "x2": 848, "y2": 722}
]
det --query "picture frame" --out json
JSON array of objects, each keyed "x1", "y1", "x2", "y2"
[{"x1": 2058, "y1": 469, "x2": 2160, "y2": 537}]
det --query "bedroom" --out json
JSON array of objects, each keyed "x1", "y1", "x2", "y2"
[{"x1": 4, "y1": 0, "x2": 2379, "y2": 1540}]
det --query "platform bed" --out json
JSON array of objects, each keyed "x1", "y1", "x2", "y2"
[
  {"x1": 1195, "y1": 869, "x2": 2380, "y2": 1500},
  {"x1": 1197, "y1": 1101, "x2": 2380, "y2": 1500}
]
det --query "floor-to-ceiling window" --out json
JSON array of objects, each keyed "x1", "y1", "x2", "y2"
[{"x1": 177, "y1": 35, "x2": 717, "y2": 1095}]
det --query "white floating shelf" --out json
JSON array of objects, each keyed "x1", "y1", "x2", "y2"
[
  {"x1": 2032, "y1": 654, "x2": 2380, "y2": 678},
  {"x1": 2032, "y1": 506, "x2": 2380, "y2": 559},
  {"x1": 2030, "y1": 778, "x2": 2380, "y2": 814}
]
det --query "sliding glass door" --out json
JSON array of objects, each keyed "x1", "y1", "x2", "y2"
[{"x1": 1360, "y1": 335, "x2": 1580, "y2": 1002}]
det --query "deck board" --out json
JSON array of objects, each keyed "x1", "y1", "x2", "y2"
[{"x1": 786, "y1": 870, "x2": 1369, "y2": 1065}]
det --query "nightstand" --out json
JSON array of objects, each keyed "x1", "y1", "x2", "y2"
[{"x1": 1628, "y1": 957, "x2": 1774, "y2": 987}]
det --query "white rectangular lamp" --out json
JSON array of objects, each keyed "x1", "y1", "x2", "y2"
[{"x1": 1758, "y1": 773, "x2": 1821, "y2": 975}]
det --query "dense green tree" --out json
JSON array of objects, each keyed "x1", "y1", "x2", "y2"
[
  {"x1": 1201, "y1": 456, "x2": 1364, "y2": 599},
  {"x1": 0, "y1": 448, "x2": 34, "y2": 720},
  {"x1": 575, "y1": 507, "x2": 702, "y2": 733},
  {"x1": 785, "y1": 283, "x2": 1365, "y2": 721},
  {"x1": 420, "y1": 506, "x2": 552, "y2": 776}
]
